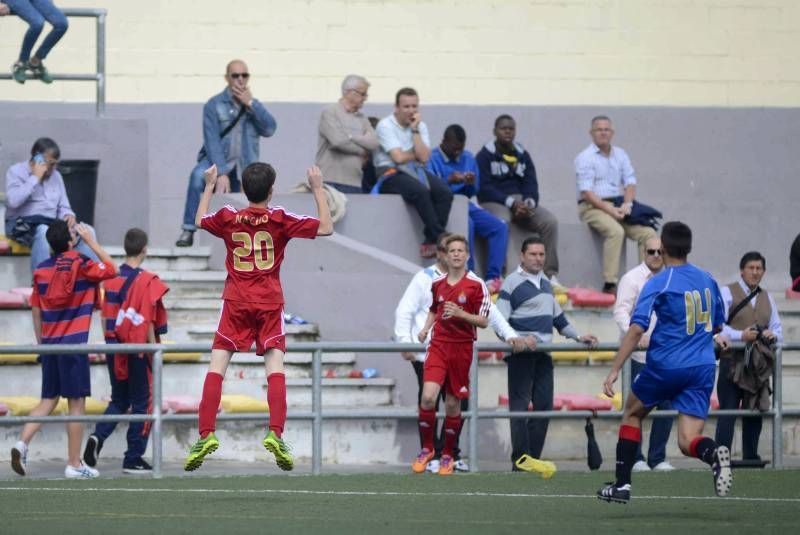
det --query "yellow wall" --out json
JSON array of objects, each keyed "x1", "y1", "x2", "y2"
[{"x1": 2, "y1": 0, "x2": 799, "y2": 106}]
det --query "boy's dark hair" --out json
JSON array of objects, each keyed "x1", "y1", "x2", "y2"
[
  {"x1": 46, "y1": 219, "x2": 72, "y2": 254},
  {"x1": 436, "y1": 232, "x2": 453, "y2": 252},
  {"x1": 661, "y1": 221, "x2": 692, "y2": 259},
  {"x1": 443, "y1": 124, "x2": 466, "y2": 144},
  {"x1": 521, "y1": 235, "x2": 544, "y2": 252},
  {"x1": 494, "y1": 114, "x2": 515, "y2": 128},
  {"x1": 241, "y1": 162, "x2": 276, "y2": 203},
  {"x1": 739, "y1": 251, "x2": 766, "y2": 270},
  {"x1": 395, "y1": 87, "x2": 418, "y2": 106},
  {"x1": 124, "y1": 228, "x2": 148, "y2": 257},
  {"x1": 31, "y1": 137, "x2": 60, "y2": 159}
]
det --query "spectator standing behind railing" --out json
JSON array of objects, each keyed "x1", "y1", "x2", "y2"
[
  {"x1": 83, "y1": 228, "x2": 169, "y2": 475},
  {"x1": 176, "y1": 59, "x2": 277, "y2": 247},
  {"x1": 372, "y1": 87, "x2": 453, "y2": 259},
  {"x1": 10, "y1": 220, "x2": 116, "y2": 479},
  {"x1": 315, "y1": 74, "x2": 378, "y2": 194},
  {"x1": 5, "y1": 137, "x2": 100, "y2": 272},
  {"x1": 0, "y1": 0, "x2": 68, "y2": 84}
]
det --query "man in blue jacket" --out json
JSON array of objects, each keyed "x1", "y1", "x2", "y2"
[{"x1": 176, "y1": 59, "x2": 277, "y2": 246}]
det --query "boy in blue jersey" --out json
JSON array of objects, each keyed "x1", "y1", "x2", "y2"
[{"x1": 597, "y1": 221, "x2": 733, "y2": 503}]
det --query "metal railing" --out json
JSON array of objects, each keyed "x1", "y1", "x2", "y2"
[
  {"x1": 0, "y1": 341, "x2": 796, "y2": 477},
  {"x1": 0, "y1": 8, "x2": 107, "y2": 116}
]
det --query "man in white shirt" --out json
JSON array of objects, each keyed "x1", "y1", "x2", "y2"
[
  {"x1": 613, "y1": 236, "x2": 675, "y2": 472},
  {"x1": 394, "y1": 233, "x2": 533, "y2": 472},
  {"x1": 574, "y1": 116, "x2": 656, "y2": 294},
  {"x1": 374, "y1": 87, "x2": 453, "y2": 259}
]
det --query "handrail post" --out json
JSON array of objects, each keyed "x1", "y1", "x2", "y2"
[
  {"x1": 312, "y1": 348, "x2": 323, "y2": 475},
  {"x1": 152, "y1": 349, "x2": 164, "y2": 478},
  {"x1": 469, "y1": 344, "x2": 479, "y2": 472},
  {"x1": 772, "y1": 346, "x2": 783, "y2": 469},
  {"x1": 96, "y1": 11, "x2": 106, "y2": 117}
]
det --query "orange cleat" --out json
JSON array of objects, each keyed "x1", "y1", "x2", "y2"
[
  {"x1": 438, "y1": 454, "x2": 454, "y2": 475},
  {"x1": 412, "y1": 448, "x2": 435, "y2": 473}
]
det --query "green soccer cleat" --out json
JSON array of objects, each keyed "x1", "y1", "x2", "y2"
[
  {"x1": 184, "y1": 432, "x2": 219, "y2": 471},
  {"x1": 262, "y1": 430, "x2": 294, "y2": 471}
]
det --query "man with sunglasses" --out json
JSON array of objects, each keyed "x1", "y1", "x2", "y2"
[
  {"x1": 613, "y1": 236, "x2": 676, "y2": 472},
  {"x1": 176, "y1": 59, "x2": 277, "y2": 247}
]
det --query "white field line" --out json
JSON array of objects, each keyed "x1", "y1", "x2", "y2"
[{"x1": 0, "y1": 486, "x2": 798, "y2": 503}]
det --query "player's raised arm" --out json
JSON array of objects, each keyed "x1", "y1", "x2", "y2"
[
  {"x1": 307, "y1": 166, "x2": 333, "y2": 236},
  {"x1": 194, "y1": 164, "x2": 218, "y2": 228}
]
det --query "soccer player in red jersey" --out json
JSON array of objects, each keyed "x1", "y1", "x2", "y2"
[
  {"x1": 184, "y1": 162, "x2": 332, "y2": 472},
  {"x1": 11, "y1": 220, "x2": 116, "y2": 479},
  {"x1": 413, "y1": 234, "x2": 490, "y2": 475}
]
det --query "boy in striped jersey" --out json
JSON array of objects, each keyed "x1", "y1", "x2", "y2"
[
  {"x1": 11, "y1": 220, "x2": 116, "y2": 479},
  {"x1": 413, "y1": 234, "x2": 490, "y2": 475}
]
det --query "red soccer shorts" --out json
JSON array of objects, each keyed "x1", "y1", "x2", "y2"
[
  {"x1": 213, "y1": 300, "x2": 286, "y2": 355},
  {"x1": 423, "y1": 339, "x2": 473, "y2": 399}
]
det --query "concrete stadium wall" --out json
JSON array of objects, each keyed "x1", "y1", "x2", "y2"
[{"x1": 0, "y1": 0, "x2": 799, "y2": 107}]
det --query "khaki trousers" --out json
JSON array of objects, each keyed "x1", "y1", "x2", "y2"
[{"x1": 578, "y1": 201, "x2": 656, "y2": 284}]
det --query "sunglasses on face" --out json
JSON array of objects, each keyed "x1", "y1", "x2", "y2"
[
  {"x1": 230, "y1": 72, "x2": 250, "y2": 80},
  {"x1": 646, "y1": 249, "x2": 661, "y2": 256}
]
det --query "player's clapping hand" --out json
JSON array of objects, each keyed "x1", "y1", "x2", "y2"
[
  {"x1": 442, "y1": 301, "x2": 464, "y2": 320},
  {"x1": 417, "y1": 328, "x2": 429, "y2": 343},
  {"x1": 602, "y1": 368, "x2": 619, "y2": 397},
  {"x1": 203, "y1": 164, "x2": 218, "y2": 189},
  {"x1": 307, "y1": 165, "x2": 324, "y2": 190},
  {"x1": 580, "y1": 334, "x2": 599, "y2": 349}
]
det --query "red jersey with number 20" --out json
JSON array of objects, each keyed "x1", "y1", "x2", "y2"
[
  {"x1": 429, "y1": 271, "x2": 490, "y2": 343},
  {"x1": 200, "y1": 205, "x2": 319, "y2": 305}
]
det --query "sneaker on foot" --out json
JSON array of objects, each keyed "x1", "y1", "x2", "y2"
[
  {"x1": 412, "y1": 448, "x2": 434, "y2": 473},
  {"x1": 419, "y1": 243, "x2": 437, "y2": 259},
  {"x1": 123, "y1": 459, "x2": 153, "y2": 474},
  {"x1": 438, "y1": 454, "x2": 454, "y2": 475},
  {"x1": 262, "y1": 430, "x2": 294, "y2": 471},
  {"x1": 652, "y1": 461, "x2": 676, "y2": 472},
  {"x1": 10, "y1": 441, "x2": 28, "y2": 476},
  {"x1": 65, "y1": 462, "x2": 99, "y2": 479},
  {"x1": 175, "y1": 230, "x2": 194, "y2": 247},
  {"x1": 485, "y1": 277, "x2": 503, "y2": 295},
  {"x1": 454, "y1": 459, "x2": 470, "y2": 472},
  {"x1": 28, "y1": 61, "x2": 53, "y2": 84},
  {"x1": 83, "y1": 434, "x2": 104, "y2": 467},
  {"x1": 632, "y1": 460, "x2": 651, "y2": 472},
  {"x1": 425, "y1": 458, "x2": 440, "y2": 473},
  {"x1": 514, "y1": 454, "x2": 557, "y2": 479},
  {"x1": 12, "y1": 62, "x2": 26, "y2": 84},
  {"x1": 597, "y1": 482, "x2": 630, "y2": 504},
  {"x1": 184, "y1": 432, "x2": 219, "y2": 471},
  {"x1": 712, "y1": 445, "x2": 733, "y2": 497}
]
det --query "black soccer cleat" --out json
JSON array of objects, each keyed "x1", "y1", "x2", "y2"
[
  {"x1": 83, "y1": 434, "x2": 104, "y2": 468},
  {"x1": 597, "y1": 482, "x2": 630, "y2": 504},
  {"x1": 712, "y1": 445, "x2": 733, "y2": 497}
]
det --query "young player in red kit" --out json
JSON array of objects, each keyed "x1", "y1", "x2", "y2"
[
  {"x1": 414, "y1": 234, "x2": 490, "y2": 475},
  {"x1": 184, "y1": 162, "x2": 333, "y2": 472}
]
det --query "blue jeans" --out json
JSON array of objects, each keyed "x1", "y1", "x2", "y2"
[
  {"x1": 467, "y1": 203, "x2": 508, "y2": 280},
  {"x1": 181, "y1": 162, "x2": 240, "y2": 231},
  {"x1": 92, "y1": 353, "x2": 152, "y2": 464},
  {"x1": 5, "y1": 0, "x2": 68, "y2": 63},
  {"x1": 11, "y1": 221, "x2": 99, "y2": 272},
  {"x1": 631, "y1": 359, "x2": 674, "y2": 466}
]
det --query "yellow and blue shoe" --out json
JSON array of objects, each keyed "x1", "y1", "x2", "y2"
[
  {"x1": 263, "y1": 430, "x2": 294, "y2": 471},
  {"x1": 184, "y1": 432, "x2": 219, "y2": 471},
  {"x1": 515, "y1": 454, "x2": 557, "y2": 479}
]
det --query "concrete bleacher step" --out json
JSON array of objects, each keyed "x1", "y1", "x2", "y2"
[
  {"x1": 105, "y1": 246, "x2": 211, "y2": 272},
  {"x1": 156, "y1": 270, "x2": 227, "y2": 298}
]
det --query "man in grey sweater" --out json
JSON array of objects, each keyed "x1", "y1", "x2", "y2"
[
  {"x1": 315, "y1": 74, "x2": 378, "y2": 193},
  {"x1": 496, "y1": 236, "x2": 598, "y2": 471}
]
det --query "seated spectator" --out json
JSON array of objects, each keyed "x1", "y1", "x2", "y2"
[
  {"x1": 316, "y1": 74, "x2": 378, "y2": 194},
  {"x1": 574, "y1": 115, "x2": 656, "y2": 294},
  {"x1": 5, "y1": 137, "x2": 99, "y2": 272},
  {"x1": 426, "y1": 124, "x2": 508, "y2": 293},
  {"x1": 373, "y1": 87, "x2": 453, "y2": 258},
  {"x1": 791, "y1": 233, "x2": 800, "y2": 292},
  {"x1": 10, "y1": 220, "x2": 116, "y2": 479},
  {"x1": 476, "y1": 115, "x2": 562, "y2": 288},
  {"x1": 0, "y1": 0, "x2": 68, "y2": 84}
]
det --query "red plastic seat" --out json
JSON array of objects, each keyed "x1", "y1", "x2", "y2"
[
  {"x1": 0, "y1": 240, "x2": 10, "y2": 255},
  {"x1": 557, "y1": 393, "x2": 613, "y2": 411},
  {"x1": 164, "y1": 395, "x2": 201, "y2": 414},
  {"x1": 0, "y1": 291, "x2": 27, "y2": 309},
  {"x1": 498, "y1": 394, "x2": 561, "y2": 411},
  {"x1": 567, "y1": 287, "x2": 616, "y2": 307},
  {"x1": 0, "y1": 402, "x2": 8, "y2": 416},
  {"x1": 786, "y1": 288, "x2": 800, "y2": 300}
]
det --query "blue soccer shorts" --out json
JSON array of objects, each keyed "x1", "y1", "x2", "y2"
[
  {"x1": 632, "y1": 364, "x2": 715, "y2": 419},
  {"x1": 40, "y1": 353, "x2": 91, "y2": 399}
]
